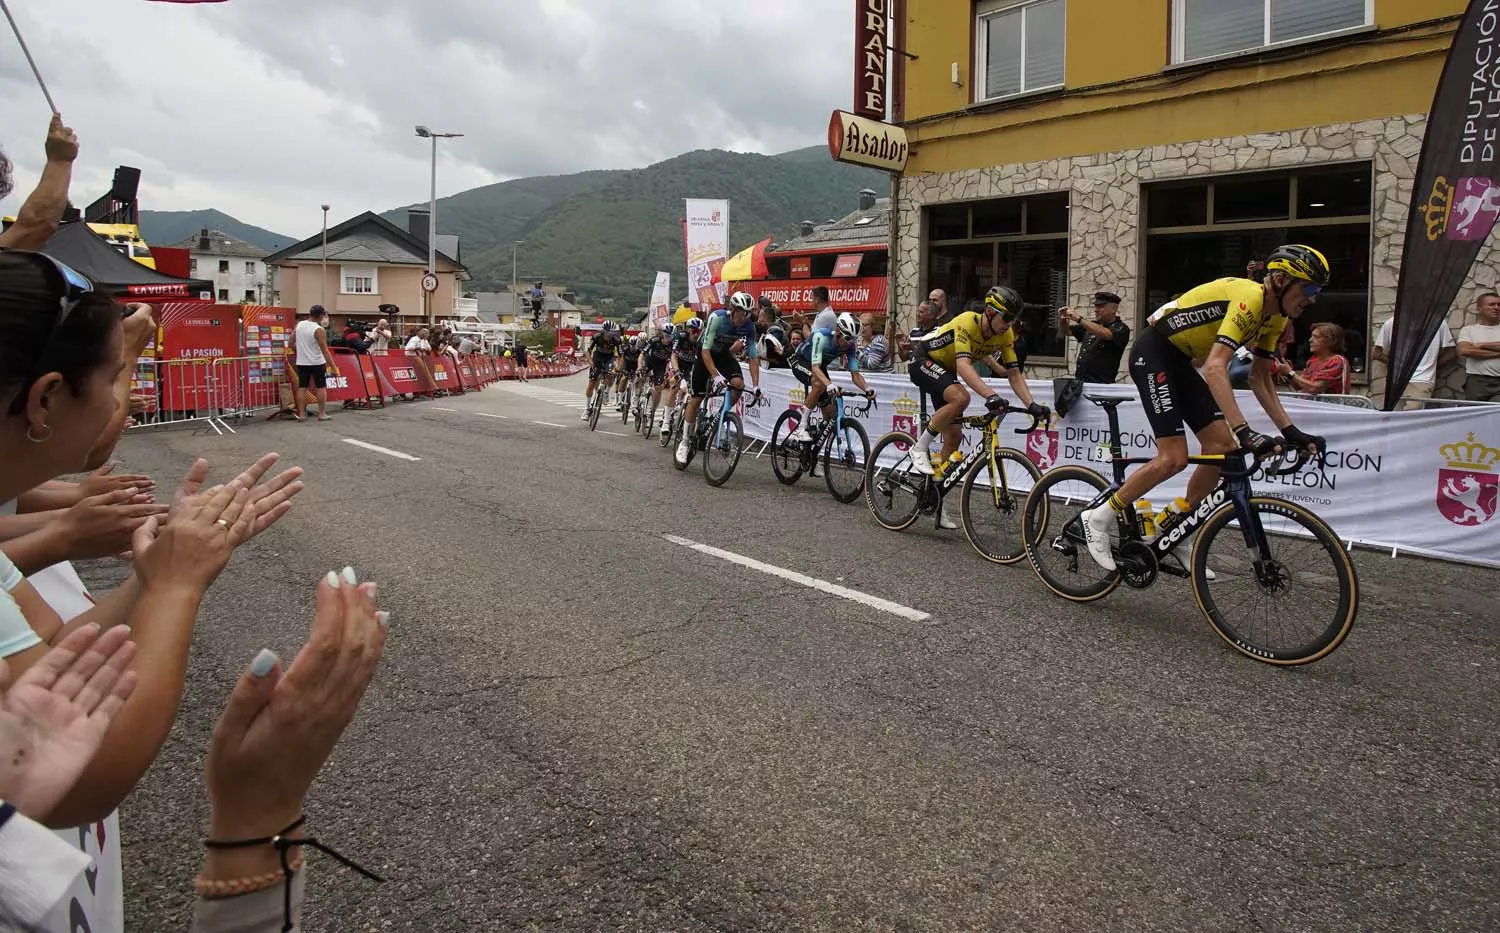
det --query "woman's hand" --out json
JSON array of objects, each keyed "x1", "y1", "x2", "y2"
[
  {"x1": 134, "y1": 481, "x2": 252, "y2": 592},
  {"x1": 79, "y1": 462, "x2": 155, "y2": 499},
  {"x1": 53, "y1": 488, "x2": 169, "y2": 561},
  {"x1": 205, "y1": 569, "x2": 386, "y2": 841},
  {"x1": 0, "y1": 624, "x2": 138, "y2": 821},
  {"x1": 170, "y1": 454, "x2": 305, "y2": 544}
]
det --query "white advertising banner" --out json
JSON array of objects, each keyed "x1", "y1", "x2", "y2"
[
  {"x1": 731, "y1": 368, "x2": 1500, "y2": 569},
  {"x1": 648, "y1": 272, "x2": 671, "y2": 333},
  {"x1": 684, "y1": 199, "x2": 729, "y2": 315}
]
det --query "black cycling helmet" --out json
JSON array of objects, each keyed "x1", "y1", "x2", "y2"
[
  {"x1": 983, "y1": 285, "x2": 1024, "y2": 321},
  {"x1": 1265, "y1": 245, "x2": 1330, "y2": 287}
]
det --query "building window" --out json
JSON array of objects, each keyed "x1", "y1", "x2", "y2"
[
  {"x1": 218, "y1": 260, "x2": 230, "y2": 273},
  {"x1": 975, "y1": 0, "x2": 1066, "y2": 102},
  {"x1": 217, "y1": 288, "x2": 229, "y2": 301},
  {"x1": 244, "y1": 290, "x2": 256, "y2": 302},
  {"x1": 1142, "y1": 164, "x2": 1372, "y2": 375},
  {"x1": 923, "y1": 192, "x2": 1071, "y2": 361},
  {"x1": 245, "y1": 261, "x2": 257, "y2": 274},
  {"x1": 341, "y1": 265, "x2": 377, "y2": 295},
  {"x1": 189, "y1": 258, "x2": 197, "y2": 274},
  {"x1": 1173, "y1": 0, "x2": 1370, "y2": 64}
]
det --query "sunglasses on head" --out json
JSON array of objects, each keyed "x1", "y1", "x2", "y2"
[{"x1": 9, "y1": 249, "x2": 95, "y2": 328}]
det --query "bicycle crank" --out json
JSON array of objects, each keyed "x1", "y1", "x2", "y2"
[{"x1": 1117, "y1": 541, "x2": 1159, "y2": 589}]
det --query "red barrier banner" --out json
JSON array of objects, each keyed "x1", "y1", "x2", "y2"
[
  {"x1": 479, "y1": 356, "x2": 497, "y2": 382},
  {"x1": 428, "y1": 357, "x2": 462, "y2": 393},
  {"x1": 371, "y1": 353, "x2": 427, "y2": 396},
  {"x1": 457, "y1": 360, "x2": 479, "y2": 389},
  {"x1": 284, "y1": 351, "x2": 380, "y2": 406},
  {"x1": 498, "y1": 358, "x2": 515, "y2": 379}
]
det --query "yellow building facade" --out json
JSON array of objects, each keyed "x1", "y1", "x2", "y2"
[{"x1": 893, "y1": 0, "x2": 1495, "y2": 388}]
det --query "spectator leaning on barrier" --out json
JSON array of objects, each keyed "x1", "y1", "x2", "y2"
[
  {"x1": 1458, "y1": 291, "x2": 1500, "y2": 402},
  {"x1": 1280, "y1": 323, "x2": 1351, "y2": 395},
  {"x1": 294, "y1": 307, "x2": 334, "y2": 422},
  {"x1": 403, "y1": 327, "x2": 431, "y2": 353},
  {"x1": 1060, "y1": 292, "x2": 1131, "y2": 384},
  {"x1": 1373, "y1": 315, "x2": 1456, "y2": 409}
]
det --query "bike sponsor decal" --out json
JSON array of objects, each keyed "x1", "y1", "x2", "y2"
[{"x1": 1153, "y1": 487, "x2": 1227, "y2": 553}]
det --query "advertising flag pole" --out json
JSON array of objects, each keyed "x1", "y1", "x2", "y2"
[{"x1": 0, "y1": 0, "x2": 58, "y2": 112}]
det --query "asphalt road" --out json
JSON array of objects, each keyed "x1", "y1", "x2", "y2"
[{"x1": 103, "y1": 373, "x2": 1499, "y2": 932}]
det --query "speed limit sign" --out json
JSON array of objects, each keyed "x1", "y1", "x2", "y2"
[{"x1": 421, "y1": 272, "x2": 439, "y2": 293}]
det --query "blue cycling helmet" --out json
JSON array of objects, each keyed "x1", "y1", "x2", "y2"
[
  {"x1": 686, "y1": 317, "x2": 704, "y2": 332},
  {"x1": 661, "y1": 323, "x2": 674, "y2": 336}
]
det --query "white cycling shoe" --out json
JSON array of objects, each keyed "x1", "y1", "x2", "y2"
[
  {"x1": 579, "y1": 408, "x2": 590, "y2": 421},
  {"x1": 788, "y1": 425, "x2": 813, "y2": 443},
  {"x1": 937, "y1": 508, "x2": 959, "y2": 530},
  {"x1": 910, "y1": 448, "x2": 936, "y2": 476},
  {"x1": 675, "y1": 436, "x2": 692, "y2": 463},
  {"x1": 1079, "y1": 507, "x2": 1118, "y2": 571}
]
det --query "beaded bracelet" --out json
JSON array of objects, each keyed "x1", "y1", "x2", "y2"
[
  {"x1": 194, "y1": 850, "x2": 305, "y2": 899},
  {"x1": 200, "y1": 816, "x2": 383, "y2": 933}
]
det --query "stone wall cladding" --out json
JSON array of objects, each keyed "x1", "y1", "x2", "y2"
[{"x1": 895, "y1": 114, "x2": 1499, "y2": 393}]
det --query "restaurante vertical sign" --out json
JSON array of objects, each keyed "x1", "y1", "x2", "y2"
[{"x1": 854, "y1": 0, "x2": 889, "y2": 120}]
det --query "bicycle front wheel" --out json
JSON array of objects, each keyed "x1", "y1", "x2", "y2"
[
  {"x1": 642, "y1": 396, "x2": 658, "y2": 437},
  {"x1": 960, "y1": 448, "x2": 1042, "y2": 565},
  {"x1": 823, "y1": 418, "x2": 870, "y2": 504},
  {"x1": 864, "y1": 431, "x2": 923, "y2": 531},
  {"x1": 770, "y1": 410, "x2": 806, "y2": 485},
  {"x1": 1192, "y1": 496, "x2": 1358, "y2": 666},
  {"x1": 1021, "y1": 465, "x2": 1121, "y2": 602},
  {"x1": 588, "y1": 390, "x2": 602, "y2": 431},
  {"x1": 702, "y1": 412, "x2": 743, "y2": 487},
  {"x1": 659, "y1": 407, "x2": 676, "y2": 448}
]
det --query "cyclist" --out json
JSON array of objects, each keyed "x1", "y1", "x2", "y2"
[
  {"x1": 908, "y1": 285, "x2": 1050, "y2": 476},
  {"x1": 1078, "y1": 244, "x2": 1330, "y2": 571},
  {"x1": 676, "y1": 291, "x2": 762, "y2": 464},
  {"x1": 616, "y1": 334, "x2": 645, "y2": 409},
  {"x1": 581, "y1": 322, "x2": 622, "y2": 420},
  {"x1": 788, "y1": 312, "x2": 875, "y2": 442},
  {"x1": 642, "y1": 325, "x2": 674, "y2": 424},
  {"x1": 661, "y1": 317, "x2": 703, "y2": 437}
]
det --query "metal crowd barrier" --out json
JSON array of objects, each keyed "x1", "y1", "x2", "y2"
[
  {"x1": 1398, "y1": 395, "x2": 1500, "y2": 410},
  {"x1": 127, "y1": 355, "x2": 290, "y2": 434},
  {"x1": 1298, "y1": 393, "x2": 1378, "y2": 409}
]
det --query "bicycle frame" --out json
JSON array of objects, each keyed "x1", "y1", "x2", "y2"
[{"x1": 800, "y1": 390, "x2": 875, "y2": 468}]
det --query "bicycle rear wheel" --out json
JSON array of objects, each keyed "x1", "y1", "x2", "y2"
[
  {"x1": 823, "y1": 418, "x2": 869, "y2": 504},
  {"x1": 770, "y1": 410, "x2": 806, "y2": 485},
  {"x1": 620, "y1": 385, "x2": 632, "y2": 425},
  {"x1": 702, "y1": 412, "x2": 743, "y2": 487},
  {"x1": 1021, "y1": 465, "x2": 1121, "y2": 601},
  {"x1": 959, "y1": 448, "x2": 1042, "y2": 565},
  {"x1": 1191, "y1": 496, "x2": 1358, "y2": 666},
  {"x1": 865, "y1": 431, "x2": 924, "y2": 531}
]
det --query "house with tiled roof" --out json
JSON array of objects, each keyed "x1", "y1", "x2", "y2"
[
  {"x1": 168, "y1": 228, "x2": 272, "y2": 304},
  {"x1": 264, "y1": 209, "x2": 466, "y2": 325}
]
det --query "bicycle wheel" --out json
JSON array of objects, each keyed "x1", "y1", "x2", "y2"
[
  {"x1": 770, "y1": 410, "x2": 806, "y2": 485},
  {"x1": 659, "y1": 405, "x2": 677, "y2": 448},
  {"x1": 959, "y1": 447, "x2": 1042, "y2": 565},
  {"x1": 1021, "y1": 465, "x2": 1121, "y2": 602},
  {"x1": 642, "y1": 395, "x2": 658, "y2": 437},
  {"x1": 1191, "y1": 496, "x2": 1358, "y2": 666},
  {"x1": 864, "y1": 431, "x2": 924, "y2": 531},
  {"x1": 588, "y1": 388, "x2": 602, "y2": 431},
  {"x1": 702, "y1": 412, "x2": 743, "y2": 487},
  {"x1": 672, "y1": 417, "x2": 695, "y2": 470},
  {"x1": 823, "y1": 418, "x2": 869, "y2": 504}
]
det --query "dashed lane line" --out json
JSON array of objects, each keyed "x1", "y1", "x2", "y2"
[{"x1": 341, "y1": 438, "x2": 422, "y2": 462}]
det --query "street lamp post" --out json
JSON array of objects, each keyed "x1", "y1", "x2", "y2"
[
  {"x1": 320, "y1": 204, "x2": 330, "y2": 309},
  {"x1": 414, "y1": 125, "x2": 463, "y2": 326},
  {"x1": 512, "y1": 240, "x2": 522, "y2": 295}
]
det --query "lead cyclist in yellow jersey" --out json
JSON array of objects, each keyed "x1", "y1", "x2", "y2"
[{"x1": 1079, "y1": 244, "x2": 1330, "y2": 571}]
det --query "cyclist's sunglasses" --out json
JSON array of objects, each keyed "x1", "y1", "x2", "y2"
[
  {"x1": 984, "y1": 301, "x2": 1017, "y2": 323},
  {"x1": 1300, "y1": 283, "x2": 1323, "y2": 298}
]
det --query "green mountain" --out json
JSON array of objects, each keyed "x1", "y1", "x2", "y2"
[
  {"x1": 388, "y1": 146, "x2": 886, "y2": 305},
  {"x1": 138, "y1": 209, "x2": 295, "y2": 253}
]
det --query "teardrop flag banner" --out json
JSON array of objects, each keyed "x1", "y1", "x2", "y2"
[{"x1": 1384, "y1": 0, "x2": 1500, "y2": 408}]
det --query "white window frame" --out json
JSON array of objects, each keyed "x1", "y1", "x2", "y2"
[
  {"x1": 340, "y1": 265, "x2": 378, "y2": 295},
  {"x1": 245, "y1": 261, "x2": 257, "y2": 274},
  {"x1": 1171, "y1": 0, "x2": 1374, "y2": 66},
  {"x1": 974, "y1": 0, "x2": 1067, "y2": 104}
]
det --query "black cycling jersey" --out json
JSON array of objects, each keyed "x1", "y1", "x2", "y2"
[
  {"x1": 590, "y1": 332, "x2": 622, "y2": 358},
  {"x1": 644, "y1": 335, "x2": 673, "y2": 364},
  {"x1": 671, "y1": 331, "x2": 701, "y2": 364},
  {"x1": 622, "y1": 344, "x2": 644, "y2": 363}
]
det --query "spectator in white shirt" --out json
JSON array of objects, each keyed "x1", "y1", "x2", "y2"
[
  {"x1": 403, "y1": 327, "x2": 431, "y2": 353},
  {"x1": 1457, "y1": 291, "x2": 1500, "y2": 402},
  {"x1": 368, "y1": 319, "x2": 393, "y2": 352},
  {"x1": 1372, "y1": 316, "x2": 1457, "y2": 410}
]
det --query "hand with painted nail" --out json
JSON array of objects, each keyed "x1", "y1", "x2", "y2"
[
  {"x1": 0, "y1": 624, "x2": 138, "y2": 821},
  {"x1": 133, "y1": 480, "x2": 253, "y2": 591},
  {"x1": 170, "y1": 453, "x2": 305, "y2": 544},
  {"x1": 204, "y1": 568, "x2": 387, "y2": 841}
]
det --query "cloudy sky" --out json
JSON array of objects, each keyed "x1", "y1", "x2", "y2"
[{"x1": 0, "y1": 0, "x2": 852, "y2": 239}]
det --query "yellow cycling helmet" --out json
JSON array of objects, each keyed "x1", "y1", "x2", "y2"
[{"x1": 1265, "y1": 245, "x2": 1330, "y2": 286}]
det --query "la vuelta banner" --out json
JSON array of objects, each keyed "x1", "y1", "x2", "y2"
[
  {"x1": 740, "y1": 369, "x2": 1500, "y2": 568},
  {"x1": 684, "y1": 199, "x2": 729, "y2": 314},
  {"x1": 649, "y1": 271, "x2": 671, "y2": 332},
  {"x1": 1385, "y1": 0, "x2": 1500, "y2": 408}
]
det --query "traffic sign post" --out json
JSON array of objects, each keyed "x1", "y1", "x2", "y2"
[{"x1": 421, "y1": 272, "x2": 439, "y2": 293}]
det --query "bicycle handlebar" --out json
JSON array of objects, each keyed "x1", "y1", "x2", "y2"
[{"x1": 829, "y1": 386, "x2": 878, "y2": 413}]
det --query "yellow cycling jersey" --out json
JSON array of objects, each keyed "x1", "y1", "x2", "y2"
[
  {"x1": 1150, "y1": 278, "x2": 1289, "y2": 363},
  {"x1": 917, "y1": 311, "x2": 1020, "y2": 371}
]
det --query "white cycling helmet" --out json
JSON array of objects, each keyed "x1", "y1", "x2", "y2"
[
  {"x1": 835, "y1": 312, "x2": 861, "y2": 341},
  {"x1": 729, "y1": 291, "x2": 756, "y2": 314}
]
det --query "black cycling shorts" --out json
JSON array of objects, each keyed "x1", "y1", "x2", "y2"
[
  {"x1": 788, "y1": 355, "x2": 815, "y2": 387},
  {"x1": 645, "y1": 357, "x2": 669, "y2": 382},
  {"x1": 621, "y1": 356, "x2": 640, "y2": 374},
  {"x1": 909, "y1": 357, "x2": 958, "y2": 411},
  {"x1": 691, "y1": 349, "x2": 741, "y2": 398},
  {"x1": 1130, "y1": 326, "x2": 1224, "y2": 438},
  {"x1": 589, "y1": 356, "x2": 614, "y2": 381}
]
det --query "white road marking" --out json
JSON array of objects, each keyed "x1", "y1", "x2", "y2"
[
  {"x1": 532, "y1": 421, "x2": 568, "y2": 428},
  {"x1": 598, "y1": 430, "x2": 631, "y2": 437},
  {"x1": 342, "y1": 438, "x2": 422, "y2": 461},
  {"x1": 473, "y1": 412, "x2": 510, "y2": 419},
  {"x1": 430, "y1": 407, "x2": 459, "y2": 412},
  {"x1": 661, "y1": 534, "x2": 931, "y2": 624}
]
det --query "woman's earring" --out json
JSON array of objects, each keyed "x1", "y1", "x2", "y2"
[{"x1": 26, "y1": 424, "x2": 51, "y2": 443}]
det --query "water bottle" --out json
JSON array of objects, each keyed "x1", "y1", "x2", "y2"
[
  {"x1": 1157, "y1": 497, "x2": 1191, "y2": 532},
  {"x1": 930, "y1": 451, "x2": 948, "y2": 476},
  {"x1": 948, "y1": 451, "x2": 966, "y2": 469},
  {"x1": 1135, "y1": 499, "x2": 1157, "y2": 541}
]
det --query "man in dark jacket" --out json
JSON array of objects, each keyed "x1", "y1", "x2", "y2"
[{"x1": 1060, "y1": 291, "x2": 1131, "y2": 383}]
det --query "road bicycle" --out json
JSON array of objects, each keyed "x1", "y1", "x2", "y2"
[
  {"x1": 636, "y1": 371, "x2": 661, "y2": 437},
  {"x1": 769, "y1": 388, "x2": 876, "y2": 504},
  {"x1": 618, "y1": 368, "x2": 645, "y2": 427},
  {"x1": 673, "y1": 381, "x2": 764, "y2": 487},
  {"x1": 585, "y1": 365, "x2": 614, "y2": 432},
  {"x1": 1020, "y1": 394, "x2": 1358, "y2": 666},
  {"x1": 865, "y1": 400, "x2": 1046, "y2": 564},
  {"x1": 661, "y1": 376, "x2": 690, "y2": 449}
]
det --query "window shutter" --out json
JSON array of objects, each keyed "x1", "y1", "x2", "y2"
[
  {"x1": 1024, "y1": 0, "x2": 1066, "y2": 90},
  {"x1": 1269, "y1": 0, "x2": 1365, "y2": 43},
  {"x1": 1182, "y1": 0, "x2": 1263, "y2": 61},
  {"x1": 984, "y1": 9, "x2": 1023, "y2": 98}
]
